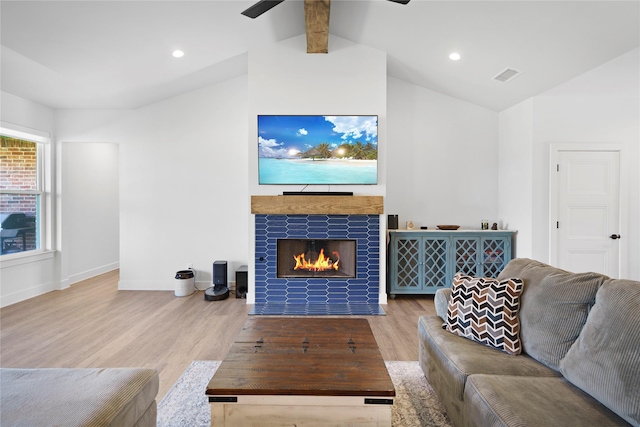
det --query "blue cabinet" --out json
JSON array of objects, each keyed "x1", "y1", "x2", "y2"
[{"x1": 387, "y1": 230, "x2": 515, "y2": 297}]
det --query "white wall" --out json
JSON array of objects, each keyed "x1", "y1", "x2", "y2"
[
  {"x1": 120, "y1": 78, "x2": 249, "y2": 289},
  {"x1": 499, "y1": 48, "x2": 640, "y2": 279},
  {"x1": 497, "y1": 100, "x2": 534, "y2": 258},
  {"x1": 247, "y1": 35, "x2": 388, "y2": 303},
  {"x1": 55, "y1": 110, "x2": 131, "y2": 293},
  {"x1": 248, "y1": 35, "x2": 388, "y2": 198},
  {"x1": 387, "y1": 77, "x2": 499, "y2": 230},
  {"x1": 1, "y1": 91, "x2": 58, "y2": 307},
  {"x1": 60, "y1": 142, "x2": 119, "y2": 285},
  {"x1": 56, "y1": 76, "x2": 249, "y2": 291},
  {"x1": 2, "y1": 92, "x2": 56, "y2": 133}
]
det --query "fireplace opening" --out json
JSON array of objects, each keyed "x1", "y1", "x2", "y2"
[{"x1": 277, "y1": 239, "x2": 357, "y2": 278}]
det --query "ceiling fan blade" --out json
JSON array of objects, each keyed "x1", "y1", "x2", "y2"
[
  {"x1": 241, "y1": 0, "x2": 286, "y2": 19},
  {"x1": 387, "y1": 0, "x2": 411, "y2": 4}
]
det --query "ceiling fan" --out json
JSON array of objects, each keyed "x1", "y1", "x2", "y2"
[{"x1": 241, "y1": 0, "x2": 411, "y2": 54}]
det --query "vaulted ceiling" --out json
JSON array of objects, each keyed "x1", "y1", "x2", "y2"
[{"x1": 1, "y1": 1, "x2": 638, "y2": 111}]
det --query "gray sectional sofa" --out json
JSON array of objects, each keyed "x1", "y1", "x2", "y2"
[
  {"x1": 0, "y1": 367, "x2": 159, "y2": 426},
  {"x1": 419, "y1": 258, "x2": 640, "y2": 427}
]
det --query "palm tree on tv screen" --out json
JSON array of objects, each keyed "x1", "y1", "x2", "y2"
[{"x1": 317, "y1": 143, "x2": 332, "y2": 159}]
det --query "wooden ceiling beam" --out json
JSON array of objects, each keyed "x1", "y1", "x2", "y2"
[{"x1": 304, "y1": 0, "x2": 330, "y2": 53}]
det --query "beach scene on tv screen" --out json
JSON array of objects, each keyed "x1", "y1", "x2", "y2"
[{"x1": 258, "y1": 115, "x2": 378, "y2": 185}]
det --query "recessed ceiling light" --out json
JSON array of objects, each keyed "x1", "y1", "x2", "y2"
[
  {"x1": 172, "y1": 50, "x2": 184, "y2": 58},
  {"x1": 449, "y1": 52, "x2": 461, "y2": 61}
]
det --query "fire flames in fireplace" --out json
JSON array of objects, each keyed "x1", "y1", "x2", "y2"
[
  {"x1": 293, "y1": 248, "x2": 340, "y2": 272},
  {"x1": 277, "y1": 239, "x2": 356, "y2": 278}
]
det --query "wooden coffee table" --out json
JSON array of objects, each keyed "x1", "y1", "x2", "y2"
[{"x1": 206, "y1": 317, "x2": 395, "y2": 426}]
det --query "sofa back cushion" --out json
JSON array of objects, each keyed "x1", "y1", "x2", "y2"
[
  {"x1": 559, "y1": 279, "x2": 640, "y2": 426},
  {"x1": 434, "y1": 288, "x2": 452, "y2": 319},
  {"x1": 497, "y1": 258, "x2": 606, "y2": 371}
]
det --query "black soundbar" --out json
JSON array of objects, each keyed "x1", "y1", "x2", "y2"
[{"x1": 282, "y1": 191, "x2": 353, "y2": 196}]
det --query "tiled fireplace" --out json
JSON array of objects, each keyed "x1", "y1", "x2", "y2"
[{"x1": 250, "y1": 195, "x2": 385, "y2": 315}]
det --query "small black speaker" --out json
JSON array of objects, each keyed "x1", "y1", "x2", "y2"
[
  {"x1": 388, "y1": 214, "x2": 399, "y2": 230},
  {"x1": 235, "y1": 265, "x2": 248, "y2": 299},
  {"x1": 213, "y1": 261, "x2": 227, "y2": 285}
]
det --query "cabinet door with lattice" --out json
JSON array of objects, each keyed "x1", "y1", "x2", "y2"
[
  {"x1": 421, "y1": 237, "x2": 449, "y2": 290},
  {"x1": 453, "y1": 237, "x2": 481, "y2": 277},
  {"x1": 392, "y1": 236, "x2": 422, "y2": 292},
  {"x1": 481, "y1": 237, "x2": 510, "y2": 277}
]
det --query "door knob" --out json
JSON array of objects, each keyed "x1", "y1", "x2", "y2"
[{"x1": 609, "y1": 234, "x2": 621, "y2": 240}]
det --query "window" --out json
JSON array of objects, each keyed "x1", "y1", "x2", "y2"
[{"x1": 1, "y1": 125, "x2": 49, "y2": 257}]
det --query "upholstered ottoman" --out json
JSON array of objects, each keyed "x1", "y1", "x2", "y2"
[{"x1": 0, "y1": 368, "x2": 159, "y2": 426}]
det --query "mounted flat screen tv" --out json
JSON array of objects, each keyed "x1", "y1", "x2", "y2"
[{"x1": 258, "y1": 115, "x2": 378, "y2": 185}]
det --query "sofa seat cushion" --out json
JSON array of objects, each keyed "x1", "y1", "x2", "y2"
[
  {"x1": 560, "y1": 279, "x2": 640, "y2": 426},
  {"x1": 445, "y1": 273, "x2": 524, "y2": 355},
  {"x1": 464, "y1": 374, "x2": 630, "y2": 427},
  {"x1": 497, "y1": 258, "x2": 607, "y2": 370},
  {"x1": 0, "y1": 368, "x2": 159, "y2": 427},
  {"x1": 419, "y1": 315, "x2": 559, "y2": 405}
]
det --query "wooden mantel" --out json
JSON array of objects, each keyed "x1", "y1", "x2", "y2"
[{"x1": 251, "y1": 195, "x2": 384, "y2": 215}]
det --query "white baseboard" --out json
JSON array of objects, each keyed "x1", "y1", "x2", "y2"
[
  {"x1": 118, "y1": 280, "x2": 174, "y2": 291},
  {"x1": 0, "y1": 280, "x2": 59, "y2": 308},
  {"x1": 118, "y1": 280, "x2": 236, "y2": 292},
  {"x1": 68, "y1": 262, "x2": 119, "y2": 286},
  {"x1": 59, "y1": 278, "x2": 70, "y2": 290}
]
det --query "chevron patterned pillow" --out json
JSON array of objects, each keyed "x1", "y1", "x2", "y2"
[{"x1": 444, "y1": 273, "x2": 524, "y2": 355}]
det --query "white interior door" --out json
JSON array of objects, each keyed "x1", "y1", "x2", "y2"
[{"x1": 556, "y1": 150, "x2": 620, "y2": 277}]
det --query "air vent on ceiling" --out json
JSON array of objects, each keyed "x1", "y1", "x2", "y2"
[{"x1": 492, "y1": 68, "x2": 522, "y2": 83}]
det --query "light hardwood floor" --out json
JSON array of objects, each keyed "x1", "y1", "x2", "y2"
[{"x1": 0, "y1": 270, "x2": 436, "y2": 399}]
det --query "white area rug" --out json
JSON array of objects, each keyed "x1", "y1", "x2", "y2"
[{"x1": 157, "y1": 360, "x2": 453, "y2": 427}]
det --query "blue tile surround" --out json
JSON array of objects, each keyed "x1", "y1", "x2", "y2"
[{"x1": 253, "y1": 214, "x2": 383, "y2": 315}]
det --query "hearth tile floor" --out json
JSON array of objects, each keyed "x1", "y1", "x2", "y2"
[{"x1": 249, "y1": 303, "x2": 386, "y2": 316}]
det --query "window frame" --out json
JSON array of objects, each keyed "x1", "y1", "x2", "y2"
[{"x1": 1, "y1": 122, "x2": 53, "y2": 262}]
